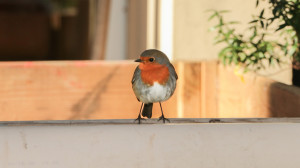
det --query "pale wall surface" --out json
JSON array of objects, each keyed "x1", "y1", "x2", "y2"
[
  {"x1": 1, "y1": 119, "x2": 300, "y2": 168},
  {"x1": 105, "y1": 0, "x2": 127, "y2": 60},
  {"x1": 173, "y1": 0, "x2": 291, "y2": 84},
  {"x1": 173, "y1": 0, "x2": 258, "y2": 61}
]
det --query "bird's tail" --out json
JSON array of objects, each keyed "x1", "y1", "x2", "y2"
[{"x1": 142, "y1": 103, "x2": 153, "y2": 119}]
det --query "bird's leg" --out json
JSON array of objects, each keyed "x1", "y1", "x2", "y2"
[
  {"x1": 158, "y1": 102, "x2": 170, "y2": 123},
  {"x1": 135, "y1": 103, "x2": 145, "y2": 124}
]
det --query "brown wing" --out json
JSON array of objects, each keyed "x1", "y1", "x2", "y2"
[
  {"x1": 131, "y1": 66, "x2": 141, "y2": 85},
  {"x1": 131, "y1": 66, "x2": 141, "y2": 101},
  {"x1": 169, "y1": 63, "x2": 178, "y2": 80}
]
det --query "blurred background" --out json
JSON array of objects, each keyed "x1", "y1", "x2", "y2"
[
  {"x1": 0, "y1": 0, "x2": 257, "y2": 60},
  {"x1": 1, "y1": 0, "x2": 299, "y2": 121},
  {"x1": 0, "y1": 0, "x2": 291, "y2": 82},
  {"x1": 0, "y1": 3, "x2": 299, "y2": 166},
  {"x1": 0, "y1": 0, "x2": 177, "y2": 61}
]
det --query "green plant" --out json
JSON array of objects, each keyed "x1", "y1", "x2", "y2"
[
  {"x1": 255, "y1": 0, "x2": 300, "y2": 64},
  {"x1": 209, "y1": 10, "x2": 290, "y2": 72},
  {"x1": 208, "y1": 0, "x2": 300, "y2": 86}
]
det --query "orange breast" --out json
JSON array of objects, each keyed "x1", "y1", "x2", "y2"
[{"x1": 140, "y1": 63, "x2": 170, "y2": 86}]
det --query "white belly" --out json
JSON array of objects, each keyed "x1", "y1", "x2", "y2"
[{"x1": 139, "y1": 82, "x2": 171, "y2": 103}]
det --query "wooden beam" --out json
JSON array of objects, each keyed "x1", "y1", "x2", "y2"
[
  {"x1": 176, "y1": 62, "x2": 202, "y2": 118},
  {"x1": 218, "y1": 65, "x2": 300, "y2": 117},
  {"x1": 0, "y1": 61, "x2": 202, "y2": 121},
  {"x1": 200, "y1": 61, "x2": 218, "y2": 118},
  {"x1": 0, "y1": 60, "x2": 299, "y2": 121}
]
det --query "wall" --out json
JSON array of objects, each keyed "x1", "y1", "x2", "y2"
[
  {"x1": 126, "y1": 0, "x2": 148, "y2": 60},
  {"x1": 1, "y1": 120, "x2": 300, "y2": 168},
  {"x1": 105, "y1": 0, "x2": 128, "y2": 60},
  {"x1": 173, "y1": 0, "x2": 259, "y2": 61},
  {"x1": 172, "y1": 0, "x2": 292, "y2": 84}
]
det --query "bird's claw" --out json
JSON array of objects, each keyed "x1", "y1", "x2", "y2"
[
  {"x1": 158, "y1": 115, "x2": 170, "y2": 123},
  {"x1": 134, "y1": 115, "x2": 145, "y2": 124}
]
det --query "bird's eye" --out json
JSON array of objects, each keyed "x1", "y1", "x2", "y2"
[{"x1": 149, "y1": 58, "x2": 154, "y2": 62}]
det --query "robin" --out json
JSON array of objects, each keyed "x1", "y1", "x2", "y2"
[{"x1": 131, "y1": 49, "x2": 178, "y2": 124}]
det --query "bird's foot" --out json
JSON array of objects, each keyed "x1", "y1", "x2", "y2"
[
  {"x1": 158, "y1": 115, "x2": 170, "y2": 123},
  {"x1": 134, "y1": 115, "x2": 145, "y2": 124}
]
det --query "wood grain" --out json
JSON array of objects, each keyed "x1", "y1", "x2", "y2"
[
  {"x1": 0, "y1": 61, "x2": 299, "y2": 121},
  {"x1": 0, "y1": 61, "x2": 202, "y2": 121},
  {"x1": 200, "y1": 61, "x2": 218, "y2": 118},
  {"x1": 218, "y1": 65, "x2": 300, "y2": 117}
]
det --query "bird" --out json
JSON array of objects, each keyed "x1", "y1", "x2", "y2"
[{"x1": 131, "y1": 49, "x2": 178, "y2": 124}]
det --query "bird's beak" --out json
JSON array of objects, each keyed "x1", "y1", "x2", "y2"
[{"x1": 134, "y1": 58, "x2": 142, "y2": 62}]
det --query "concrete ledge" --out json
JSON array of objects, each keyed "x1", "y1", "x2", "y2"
[
  {"x1": 1, "y1": 119, "x2": 300, "y2": 168},
  {"x1": 1, "y1": 118, "x2": 300, "y2": 126}
]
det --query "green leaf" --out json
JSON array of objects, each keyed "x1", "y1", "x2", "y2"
[
  {"x1": 276, "y1": 23, "x2": 287, "y2": 31},
  {"x1": 269, "y1": 58, "x2": 275, "y2": 65},
  {"x1": 250, "y1": 27, "x2": 257, "y2": 41},
  {"x1": 228, "y1": 21, "x2": 240, "y2": 24},
  {"x1": 272, "y1": 6, "x2": 279, "y2": 16},
  {"x1": 259, "y1": 9, "x2": 265, "y2": 18},
  {"x1": 266, "y1": 21, "x2": 269, "y2": 28},
  {"x1": 209, "y1": 26, "x2": 216, "y2": 32},
  {"x1": 268, "y1": 17, "x2": 276, "y2": 25},
  {"x1": 228, "y1": 55, "x2": 233, "y2": 64},
  {"x1": 260, "y1": 20, "x2": 264, "y2": 28},
  {"x1": 214, "y1": 39, "x2": 226, "y2": 45},
  {"x1": 258, "y1": 52, "x2": 265, "y2": 58},
  {"x1": 233, "y1": 55, "x2": 239, "y2": 64},
  {"x1": 239, "y1": 53, "x2": 247, "y2": 62},
  {"x1": 288, "y1": 45, "x2": 297, "y2": 56},
  {"x1": 219, "y1": 47, "x2": 231, "y2": 56},
  {"x1": 249, "y1": 20, "x2": 258, "y2": 24},
  {"x1": 208, "y1": 12, "x2": 218, "y2": 21},
  {"x1": 266, "y1": 44, "x2": 274, "y2": 54},
  {"x1": 219, "y1": 17, "x2": 224, "y2": 26},
  {"x1": 220, "y1": 55, "x2": 227, "y2": 65},
  {"x1": 219, "y1": 10, "x2": 230, "y2": 14},
  {"x1": 225, "y1": 29, "x2": 235, "y2": 38}
]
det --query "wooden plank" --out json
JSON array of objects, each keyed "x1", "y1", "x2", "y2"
[
  {"x1": 218, "y1": 65, "x2": 300, "y2": 117},
  {"x1": 0, "y1": 61, "x2": 202, "y2": 121},
  {"x1": 200, "y1": 61, "x2": 218, "y2": 118},
  {"x1": 0, "y1": 61, "x2": 134, "y2": 121},
  {"x1": 269, "y1": 82, "x2": 300, "y2": 117},
  {"x1": 175, "y1": 62, "x2": 202, "y2": 118},
  {"x1": 1, "y1": 60, "x2": 299, "y2": 121}
]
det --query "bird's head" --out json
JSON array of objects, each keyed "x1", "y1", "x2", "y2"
[{"x1": 135, "y1": 49, "x2": 170, "y2": 70}]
